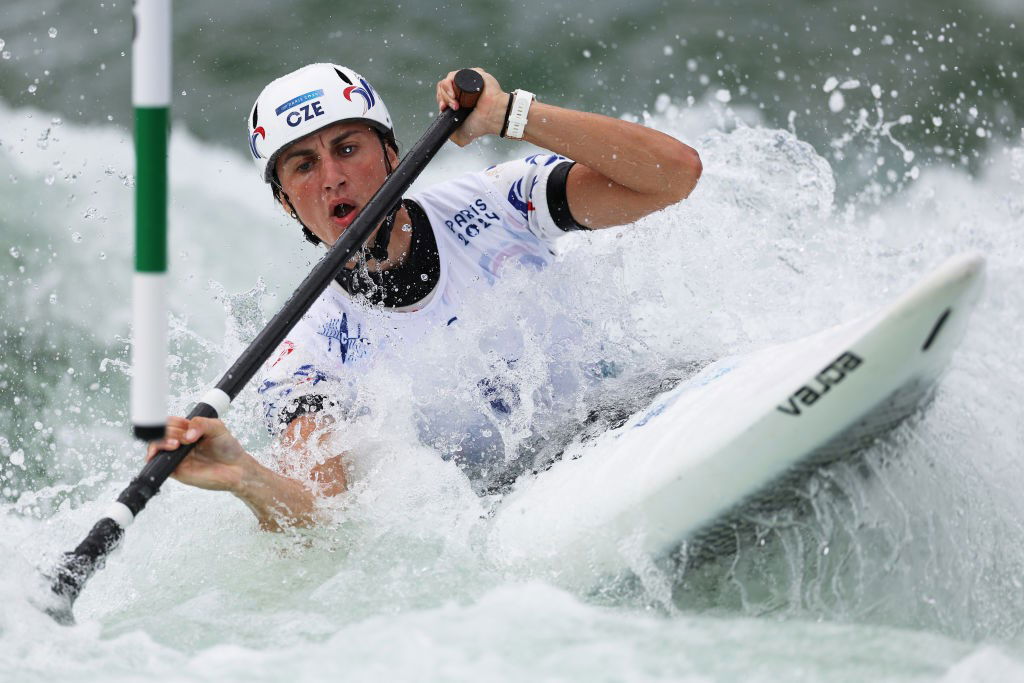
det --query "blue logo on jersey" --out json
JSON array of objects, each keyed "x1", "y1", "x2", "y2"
[
  {"x1": 524, "y1": 153, "x2": 564, "y2": 166},
  {"x1": 318, "y1": 313, "x2": 369, "y2": 363},
  {"x1": 507, "y1": 176, "x2": 538, "y2": 219}
]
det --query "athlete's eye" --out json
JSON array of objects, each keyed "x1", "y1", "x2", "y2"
[
  {"x1": 295, "y1": 158, "x2": 315, "y2": 173},
  {"x1": 337, "y1": 144, "x2": 356, "y2": 156}
]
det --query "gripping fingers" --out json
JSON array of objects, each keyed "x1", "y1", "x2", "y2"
[
  {"x1": 145, "y1": 416, "x2": 189, "y2": 460},
  {"x1": 437, "y1": 71, "x2": 460, "y2": 112},
  {"x1": 147, "y1": 437, "x2": 179, "y2": 460}
]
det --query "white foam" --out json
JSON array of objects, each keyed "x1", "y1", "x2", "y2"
[{"x1": 2, "y1": 92, "x2": 1024, "y2": 679}]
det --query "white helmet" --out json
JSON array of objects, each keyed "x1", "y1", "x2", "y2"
[{"x1": 247, "y1": 63, "x2": 395, "y2": 184}]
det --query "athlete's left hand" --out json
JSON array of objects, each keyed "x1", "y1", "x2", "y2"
[{"x1": 436, "y1": 67, "x2": 509, "y2": 147}]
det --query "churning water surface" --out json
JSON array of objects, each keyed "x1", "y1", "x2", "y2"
[{"x1": 2, "y1": 1, "x2": 1024, "y2": 680}]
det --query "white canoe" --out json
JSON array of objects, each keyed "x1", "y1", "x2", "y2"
[{"x1": 488, "y1": 252, "x2": 986, "y2": 583}]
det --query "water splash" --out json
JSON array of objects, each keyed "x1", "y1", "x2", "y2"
[{"x1": 1, "y1": 86, "x2": 1023, "y2": 679}]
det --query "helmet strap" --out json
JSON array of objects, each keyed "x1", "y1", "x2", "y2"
[{"x1": 365, "y1": 134, "x2": 401, "y2": 262}]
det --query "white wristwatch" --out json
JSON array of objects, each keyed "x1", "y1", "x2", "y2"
[{"x1": 501, "y1": 89, "x2": 535, "y2": 140}]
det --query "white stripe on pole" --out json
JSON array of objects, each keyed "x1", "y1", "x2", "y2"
[
  {"x1": 199, "y1": 388, "x2": 232, "y2": 417},
  {"x1": 132, "y1": 0, "x2": 171, "y2": 107},
  {"x1": 103, "y1": 502, "x2": 136, "y2": 529},
  {"x1": 130, "y1": 273, "x2": 169, "y2": 428}
]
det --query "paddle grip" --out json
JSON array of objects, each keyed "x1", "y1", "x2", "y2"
[{"x1": 453, "y1": 68, "x2": 484, "y2": 109}]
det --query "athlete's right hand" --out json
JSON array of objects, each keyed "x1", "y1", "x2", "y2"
[{"x1": 146, "y1": 416, "x2": 256, "y2": 494}]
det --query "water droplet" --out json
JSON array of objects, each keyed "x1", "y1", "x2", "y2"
[
  {"x1": 662, "y1": 45, "x2": 673, "y2": 56},
  {"x1": 9, "y1": 450, "x2": 24, "y2": 466},
  {"x1": 0, "y1": 40, "x2": 5, "y2": 51},
  {"x1": 44, "y1": 175, "x2": 54, "y2": 185},
  {"x1": 48, "y1": 27, "x2": 58, "y2": 38},
  {"x1": 401, "y1": 223, "x2": 412, "y2": 232},
  {"x1": 828, "y1": 91, "x2": 846, "y2": 113},
  {"x1": 98, "y1": 251, "x2": 107, "y2": 260},
  {"x1": 582, "y1": 49, "x2": 591, "y2": 58},
  {"x1": 9, "y1": 247, "x2": 20, "y2": 259},
  {"x1": 71, "y1": 231, "x2": 82, "y2": 243},
  {"x1": 420, "y1": 273, "x2": 428, "y2": 281},
  {"x1": 27, "y1": 84, "x2": 37, "y2": 94},
  {"x1": 33, "y1": 421, "x2": 43, "y2": 430},
  {"x1": 2, "y1": 51, "x2": 11, "y2": 60},
  {"x1": 48, "y1": 293, "x2": 57, "y2": 304},
  {"x1": 714, "y1": 89, "x2": 731, "y2": 103},
  {"x1": 932, "y1": 116, "x2": 943, "y2": 127},
  {"x1": 51, "y1": 116, "x2": 62, "y2": 126}
]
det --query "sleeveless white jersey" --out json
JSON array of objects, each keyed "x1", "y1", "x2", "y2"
[{"x1": 257, "y1": 154, "x2": 576, "y2": 434}]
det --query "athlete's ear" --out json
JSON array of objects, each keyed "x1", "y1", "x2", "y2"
[
  {"x1": 271, "y1": 172, "x2": 293, "y2": 217},
  {"x1": 274, "y1": 185, "x2": 295, "y2": 219}
]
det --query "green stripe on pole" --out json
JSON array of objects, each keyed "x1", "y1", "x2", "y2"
[{"x1": 135, "y1": 106, "x2": 168, "y2": 273}]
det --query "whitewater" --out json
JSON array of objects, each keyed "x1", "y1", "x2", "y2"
[{"x1": 2, "y1": 55, "x2": 1024, "y2": 683}]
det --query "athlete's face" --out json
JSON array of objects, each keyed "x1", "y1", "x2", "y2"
[{"x1": 274, "y1": 121, "x2": 397, "y2": 246}]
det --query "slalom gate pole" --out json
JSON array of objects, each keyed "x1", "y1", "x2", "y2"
[
  {"x1": 40, "y1": 69, "x2": 485, "y2": 625},
  {"x1": 131, "y1": 0, "x2": 170, "y2": 442}
]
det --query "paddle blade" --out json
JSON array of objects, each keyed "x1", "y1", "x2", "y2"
[{"x1": 38, "y1": 517, "x2": 126, "y2": 626}]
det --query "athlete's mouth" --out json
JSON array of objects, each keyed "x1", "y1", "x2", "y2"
[{"x1": 333, "y1": 203, "x2": 356, "y2": 219}]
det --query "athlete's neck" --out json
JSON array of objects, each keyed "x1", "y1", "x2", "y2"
[
  {"x1": 334, "y1": 200, "x2": 441, "y2": 308},
  {"x1": 343, "y1": 205, "x2": 414, "y2": 273}
]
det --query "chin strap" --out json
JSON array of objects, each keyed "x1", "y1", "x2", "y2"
[
  {"x1": 367, "y1": 201, "x2": 398, "y2": 262},
  {"x1": 366, "y1": 135, "x2": 401, "y2": 262}
]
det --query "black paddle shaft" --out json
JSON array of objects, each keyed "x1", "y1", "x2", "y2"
[{"x1": 44, "y1": 69, "x2": 485, "y2": 624}]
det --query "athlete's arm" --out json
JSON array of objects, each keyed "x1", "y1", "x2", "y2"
[
  {"x1": 147, "y1": 414, "x2": 347, "y2": 532},
  {"x1": 437, "y1": 68, "x2": 702, "y2": 229}
]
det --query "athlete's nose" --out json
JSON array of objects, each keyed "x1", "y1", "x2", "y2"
[{"x1": 321, "y1": 153, "x2": 347, "y2": 191}]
